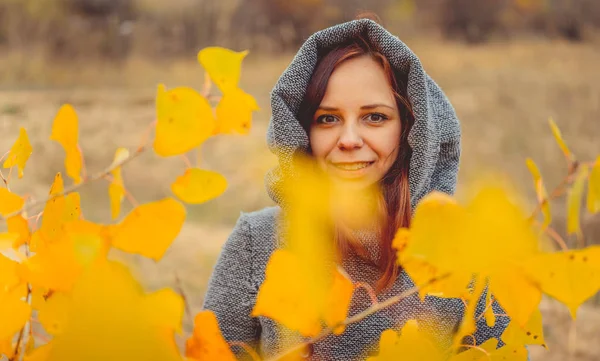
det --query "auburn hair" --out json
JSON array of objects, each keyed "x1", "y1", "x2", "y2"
[{"x1": 298, "y1": 27, "x2": 415, "y2": 293}]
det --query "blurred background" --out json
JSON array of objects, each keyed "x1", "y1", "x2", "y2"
[{"x1": 0, "y1": 0, "x2": 599, "y2": 359}]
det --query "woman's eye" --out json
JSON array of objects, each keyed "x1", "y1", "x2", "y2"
[
  {"x1": 367, "y1": 113, "x2": 387, "y2": 123},
  {"x1": 316, "y1": 115, "x2": 338, "y2": 124}
]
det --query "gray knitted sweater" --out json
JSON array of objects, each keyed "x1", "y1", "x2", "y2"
[{"x1": 203, "y1": 19, "x2": 512, "y2": 360}]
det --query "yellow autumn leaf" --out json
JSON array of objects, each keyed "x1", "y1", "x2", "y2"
[
  {"x1": 323, "y1": 267, "x2": 354, "y2": 335},
  {"x1": 186, "y1": 310, "x2": 237, "y2": 361},
  {"x1": 523, "y1": 245, "x2": 600, "y2": 319},
  {"x1": 63, "y1": 145, "x2": 83, "y2": 184},
  {"x1": 197, "y1": 47, "x2": 249, "y2": 93},
  {"x1": 0, "y1": 188, "x2": 24, "y2": 217},
  {"x1": 400, "y1": 184, "x2": 542, "y2": 328},
  {"x1": 6, "y1": 215, "x2": 31, "y2": 249},
  {"x1": 366, "y1": 321, "x2": 446, "y2": 361},
  {"x1": 449, "y1": 338, "x2": 498, "y2": 361},
  {"x1": 141, "y1": 288, "x2": 184, "y2": 334},
  {"x1": 252, "y1": 249, "x2": 323, "y2": 337},
  {"x1": 109, "y1": 148, "x2": 129, "y2": 219},
  {"x1": 23, "y1": 343, "x2": 52, "y2": 361},
  {"x1": 3, "y1": 127, "x2": 33, "y2": 178},
  {"x1": 548, "y1": 117, "x2": 573, "y2": 161},
  {"x1": 567, "y1": 165, "x2": 589, "y2": 236},
  {"x1": 154, "y1": 84, "x2": 216, "y2": 157},
  {"x1": 110, "y1": 197, "x2": 185, "y2": 260},
  {"x1": 50, "y1": 104, "x2": 82, "y2": 184},
  {"x1": 215, "y1": 87, "x2": 260, "y2": 135},
  {"x1": 37, "y1": 173, "x2": 82, "y2": 249},
  {"x1": 41, "y1": 261, "x2": 183, "y2": 361},
  {"x1": 171, "y1": 168, "x2": 228, "y2": 204},
  {"x1": 0, "y1": 288, "x2": 31, "y2": 340},
  {"x1": 525, "y1": 158, "x2": 551, "y2": 229},
  {"x1": 0, "y1": 338, "x2": 15, "y2": 359},
  {"x1": 501, "y1": 308, "x2": 547, "y2": 349},
  {"x1": 37, "y1": 292, "x2": 70, "y2": 335},
  {"x1": 0, "y1": 253, "x2": 20, "y2": 289},
  {"x1": 50, "y1": 104, "x2": 78, "y2": 149},
  {"x1": 20, "y1": 220, "x2": 108, "y2": 292},
  {"x1": 588, "y1": 156, "x2": 600, "y2": 214}
]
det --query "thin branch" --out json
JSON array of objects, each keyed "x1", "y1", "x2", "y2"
[
  {"x1": 544, "y1": 226, "x2": 569, "y2": 251},
  {"x1": 101, "y1": 175, "x2": 139, "y2": 208},
  {"x1": 266, "y1": 274, "x2": 449, "y2": 361},
  {"x1": 174, "y1": 273, "x2": 193, "y2": 325},
  {"x1": 354, "y1": 282, "x2": 379, "y2": 306},
  {"x1": 77, "y1": 144, "x2": 88, "y2": 181},
  {"x1": 10, "y1": 283, "x2": 32, "y2": 361},
  {"x1": 0, "y1": 146, "x2": 146, "y2": 223},
  {"x1": 528, "y1": 165, "x2": 579, "y2": 222},
  {"x1": 181, "y1": 154, "x2": 193, "y2": 170}
]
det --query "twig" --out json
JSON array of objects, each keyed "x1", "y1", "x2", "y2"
[
  {"x1": 10, "y1": 283, "x2": 32, "y2": 361},
  {"x1": 354, "y1": 282, "x2": 379, "y2": 305},
  {"x1": 544, "y1": 226, "x2": 569, "y2": 251},
  {"x1": 266, "y1": 273, "x2": 449, "y2": 361},
  {"x1": 0, "y1": 146, "x2": 146, "y2": 223},
  {"x1": 528, "y1": 166, "x2": 579, "y2": 222},
  {"x1": 174, "y1": 273, "x2": 193, "y2": 325},
  {"x1": 101, "y1": 175, "x2": 139, "y2": 208},
  {"x1": 77, "y1": 144, "x2": 88, "y2": 181},
  {"x1": 181, "y1": 154, "x2": 193, "y2": 170}
]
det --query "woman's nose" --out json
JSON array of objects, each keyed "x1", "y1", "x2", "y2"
[{"x1": 337, "y1": 124, "x2": 363, "y2": 150}]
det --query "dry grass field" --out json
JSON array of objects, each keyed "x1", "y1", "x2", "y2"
[{"x1": 1, "y1": 36, "x2": 599, "y2": 359}]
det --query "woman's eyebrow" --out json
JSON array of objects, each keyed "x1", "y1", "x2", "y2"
[
  {"x1": 317, "y1": 103, "x2": 395, "y2": 111},
  {"x1": 361, "y1": 103, "x2": 395, "y2": 110}
]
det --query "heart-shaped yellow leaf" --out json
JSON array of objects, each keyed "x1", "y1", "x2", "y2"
[
  {"x1": 215, "y1": 88, "x2": 259, "y2": 135},
  {"x1": 3, "y1": 127, "x2": 33, "y2": 179},
  {"x1": 110, "y1": 197, "x2": 185, "y2": 260},
  {"x1": 0, "y1": 288, "x2": 31, "y2": 340},
  {"x1": 171, "y1": 168, "x2": 227, "y2": 204},
  {"x1": 523, "y1": 246, "x2": 600, "y2": 318},
  {"x1": 197, "y1": 47, "x2": 249, "y2": 93},
  {"x1": 154, "y1": 84, "x2": 216, "y2": 157}
]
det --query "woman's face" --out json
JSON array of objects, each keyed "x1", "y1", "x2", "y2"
[{"x1": 309, "y1": 55, "x2": 402, "y2": 190}]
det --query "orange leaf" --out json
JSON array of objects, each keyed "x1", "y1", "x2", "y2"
[
  {"x1": 110, "y1": 198, "x2": 186, "y2": 260},
  {"x1": 154, "y1": 84, "x2": 216, "y2": 157},
  {"x1": 186, "y1": 310, "x2": 236, "y2": 361},
  {"x1": 3, "y1": 127, "x2": 33, "y2": 178},
  {"x1": 171, "y1": 168, "x2": 227, "y2": 204}
]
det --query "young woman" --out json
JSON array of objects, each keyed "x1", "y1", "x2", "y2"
[{"x1": 203, "y1": 16, "x2": 513, "y2": 360}]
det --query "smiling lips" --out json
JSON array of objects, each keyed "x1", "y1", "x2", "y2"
[{"x1": 330, "y1": 161, "x2": 375, "y2": 171}]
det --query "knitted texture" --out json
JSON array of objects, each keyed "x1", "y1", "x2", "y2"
[{"x1": 203, "y1": 19, "x2": 516, "y2": 360}]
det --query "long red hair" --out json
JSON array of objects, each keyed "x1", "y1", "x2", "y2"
[{"x1": 298, "y1": 30, "x2": 415, "y2": 293}]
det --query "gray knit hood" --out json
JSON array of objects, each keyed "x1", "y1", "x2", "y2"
[{"x1": 265, "y1": 18, "x2": 461, "y2": 209}]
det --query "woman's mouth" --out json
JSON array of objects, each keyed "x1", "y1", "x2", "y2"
[{"x1": 330, "y1": 161, "x2": 374, "y2": 171}]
